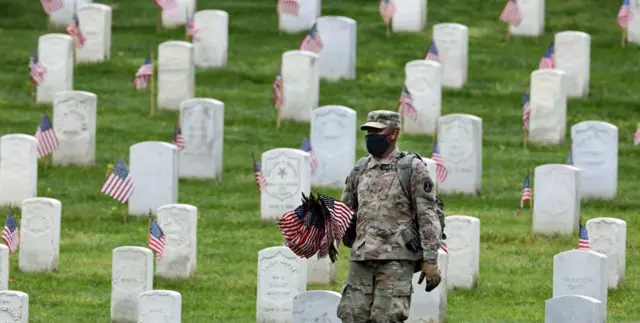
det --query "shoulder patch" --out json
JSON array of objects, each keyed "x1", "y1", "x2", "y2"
[{"x1": 424, "y1": 176, "x2": 434, "y2": 193}]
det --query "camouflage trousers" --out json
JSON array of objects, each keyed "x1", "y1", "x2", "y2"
[{"x1": 336, "y1": 260, "x2": 414, "y2": 323}]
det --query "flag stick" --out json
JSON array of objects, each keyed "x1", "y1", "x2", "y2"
[
  {"x1": 122, "y1": 204, "x2": 127, "y2": 224},
  {"x1": 30, "y1": 83, "x2": 35, "y2": 105},
  {"x1": 622, "y1": 28, "x2": 627, "y2": 48},
  {"x1": 150, "y1": 52, "x2": 156, "y2": 117},
  {"x1": 276, "y1": 108, "x2": 282, "y2": 129},
  {"x1": 148, "y1": 208, "x2": 152, "y2": 229},
  {"x1": 524, "y1": 130, "x2": 528, "y2": 150},
  {"x1": 529, "y1": 169, "x2": 534, "y2": 239},
  {"x1": 7, "y1": 203, "x2": 15, "y2": 283},
  {"x1": 252, "y1": 152, "x2": 265, "y2": 226},
  {"x1": 386, "y1": 24, "x2": 390, "y2": 37}
]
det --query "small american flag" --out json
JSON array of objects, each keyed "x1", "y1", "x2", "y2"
[
  {"x1": 425, "y1": 40, "x2": 441, "y2": 62},
  {"x1": 431, "y1": 143, "x2": 448, "y2": 183},
  {"x1": 499, "y1": 0, "x2": 523, "y2": 26},
  {"x1": 101, "y1": 158, "x2": 135, "y2": 204},
  {"x1": 379, "y1": 0, "x2": 396, "y2": 25},
  {"x1": 173, "y1": 123, "x2": 184, "y2": 151},
  {"x1": 522, "y1": 92, "x2": 531, "y2": 132},
  {"x1": 300, "y1": 136, "x2": 317, "y2": 174},
  {"x1": 187, "y1": 15, "x2": 200, "y2": 41},
  {"x1": 40, "y1": 0, "x2": 63, "y2": 15},
  {"x1": 618, "y1": 0, "x2": 633, "y2": 29},
  {"x1": 148, "y1": 218, "x2": 166, "y2": 260},
  {"x1": 253, "y1": 157, "x2": 266, "y2": 191},
  {"x1": 440, "y1": 241, "x2": 448, "y2": 254},
  {"x1": 539, "y1": 43, "x2": 554, "y2": 69},
  {"x1": 634, "y1": 123, "x2": 640, "y2": 145},
  {"x1": 577, "y1": 223, "x2": 591, "y2": 250},
  {"x1": 154, "y1": 0, "x2": 178, "y2": 13},
  {"x1": 134, "y1": 56, "x2": 153, "y2": 90},
  {"x1": 277, "y1": 0, "x2": 299, "y2": 15},
  {"x1": 29, "y1": 54, "x2": 47, "y2": 85},
  {"x1": 66, "y1": 15, "x2": 86, "y2": 48},
  {"x1": 300, "y1": 23, "x2": 324, "y2": 53},
  {"x1": 519, "y1": 174, "x2": 531, "y2": 209},
  {"x1": 273, "y1": 70, "x2": 283, "y2": 110},
  {"x1": 397, "y1": 86, "x2": 417, "y2": 121},
  {"x1": 35, "y1": 112, "x2": 59, "y2": 159},
  {"x1": 2, "y1": 211, "x2": 19, "y2": 254}
]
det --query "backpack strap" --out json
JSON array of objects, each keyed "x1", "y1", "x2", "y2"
[{"x1": 394, "y1": 151, "x2": 423, "y2": 215}]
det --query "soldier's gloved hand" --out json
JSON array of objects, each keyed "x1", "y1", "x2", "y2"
[{"x1": 417, "y1": 262, "x2": 441, "y2": 292}]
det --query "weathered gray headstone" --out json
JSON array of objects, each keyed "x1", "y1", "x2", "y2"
[
  {"x1": 315, "y1": 16, "x2": 357, "y2": 81},
  {"x1": 0, "y1": 291, "x2": 29, "y2": 323},
  {"x1": 193, "y1": 10, "x2": 228, "y2": 68},
  {"x1": 111, "y1": 246, "x2": 153, "y2": 323},
  {"x1": 52, "y1": 90, "x2": 97, "y2": 166},
  {"x1": 432, "y1": 23, "x2": 468, "y2": 88},
  {"x1": 158, "y1": 41, "x2": 195, "y2": 110},
  {"x1": 178, "y1": 98, "x2": 224, "y2": 180},
  {"x1": 552, "y1": 250, "x2": 608, "y2": 317},
  {"x1": 36, "y1": 34, "x2": 74, "y2": 104},
  {"x1": 545, "y1": 295, "x2": 604, "y2": 323},
  {"x1": 404, "y1": 60, "x2": 442, "y2": 135},
  {"x1": 554, "y1": 31, "x2": 591, "y2": 98},
  {"x1": 76, "y1": 3, "x2": 112, "y2": 63},
  {"x1": 156, "y1": 204, "x2": 197, "y2": 279},
  {"x1": 528, "y1": 69, "x2": 567, "y2": 145},
  {"x1": 586, "y1": 218, "x2": 626, "y2": 289}
]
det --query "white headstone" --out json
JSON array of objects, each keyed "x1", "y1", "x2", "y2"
[
  {"x1": 404, "y1": 60, "x2": 442, "y2": 135},
  {"x1": 36, "y1": 34, "x2": 74, "y2": 104},
  {"x1": 586, "y1": 218, "x2": 626, "y2": 289},
  {"x1": 128, "y1": 142, "x2": 179, "y2": 216},
  {"x1": 552, "y1": 250, "x2": 608, "y2": 317},
  {"x1": 310, "y1": 106, "x2": 356, "y2": 188},
  {"x1": 19, "y1": 198, "x2": 62, "y2": 273},
  {"x1": 0, "y1": 246, "x2": 8, "y2": 291},
  {"x1": 407, "y1": 249, "x2": 448, "y2": 322},
  {"x1": 257, "y1": 246, "x2": 307, "y2": 323},
  {"x1": 554, "y1": 31, "x2": 591, "y2": 98},
  {"x1": 528, "y1": 69, "x2": 567, "y2": 145},
  {"x1": 432, "y1": 23, "x2": 468, "y2": 88},
  {"x1": 421, "y1": 157, "x2": 438, "y2": 195},
  {"x1": 0, "y1": 135, "x2": 38, "y2": 207},
  {"x1": 52, "y1": 90, "x2": 97, "y2": 166},
  {"x1": 138, "y1": 290, "x2": 182, "y2": 323},
  {"x1": 570, "y1": 121, "x2": 618, "y2": 200},
  {"x1": 76, "y1": 3, "x2": 112, "y2": 63},
  {"x1": 162, "y1": 0, "x2": 195, "y2": 28},
  {"x1": 315, "y1": 16, "x2": 357, "y2": 81},
  {"x1": 436, "y1": 114, "x2": 482, "y2": 196},
  {"x1": 532, "y1": 164, "x2": 580, "y2": 235},
  {"x1": 443, "y1": 215, "x2": 479, "y2": 289},
  {"x1": 306, "y1": 255, "x2": 336, "y2": 285},
  {"x1": 260, "y1": 148, "x2": 311, "y2": 220},
  {"x1": 178, "y1": 98, "x2": 224, "y2": 180},
  {"x1": 111, "y1": 246, "x2": 154, "y2": 323},
  {"x1": 156, "y1": 204, "x2": 197, "y2": 279},
  {"x1": 278, "y1": 0, "x2": 321, "y2": 33},
  {"x1": 392, "y1": 0, "x2": 427, "y2": 32},
  {"x1": 193, "y1": 10, "x2": 228, "y2": 68},
  {"x1": 280, "y1": 50, "x2": 319, "y2": 122},
  {"x1": 508, "y1": 0, "x2": 544, "y2": 36},
  {"x1": 628, "y1": 0, "x2": 640, "y2": 44},
  {"x1": 49, "y1": 0, "x2": 92, "y2": 26},
  {"x1": 292, "y1": 290, "x2": 341, "y2": 322},
  {"x1": 0, "y1": 291, "x2": 29, "y2": 323},
  {"x1": 158, "y1": 41, "x2": 195, "y2": 110},
  {"x1": 545, "y1": 295, "x2": 604, "y2": 323}
]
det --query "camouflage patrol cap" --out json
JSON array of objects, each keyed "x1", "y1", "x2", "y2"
[{"x1": 360, "y1": 110, "x2": 401, "y2": 131}]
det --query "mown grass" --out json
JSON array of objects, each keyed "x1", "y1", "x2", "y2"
[{"x1": 0, "y1": 0, "x2": 639, "y2": 322}]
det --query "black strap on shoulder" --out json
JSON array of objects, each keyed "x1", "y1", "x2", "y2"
[
  {"x1": 394, "y1": 152, "x2": 423, "y2": 216},
  {"x1": 348, "y1": 154, "x2": 372, "y2": 209}
]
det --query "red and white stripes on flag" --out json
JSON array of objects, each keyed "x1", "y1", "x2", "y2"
[
  {"x1": 2, "y1": 211, "x2": 19, "y2": 254},
  {"x1": 40, "y1": 0, "x2": 63, "y2": 14},
  {"x1": 300, "y1": 23, "x2": 324, "y2": 53},
  {"x1": 398, "y1": 86, "x2": 418, "y2": 121},
  {"x1": 440, "y1": 241, "x2": 448, "y2": 254},
  {"x1": 499, "y1": 0, "x2": 523, "y2": 27},
  {"x1": 35, "y1": 112, "x2": 59, "y2": 159},
  {"x1": 66, "y1": 16, "x2": 86, "y2": 48},
  {"x1": 29, "y1": 55, "x2": 47, "y2": 85},
  {"x1": 634, "y1": 123, "x2": 640, "y2": 145},
  {"x1": 431, "y1": 143, "x2": 448, "y2": 183},
  {"x1": 522, "y1": 93, "x2": 531, "y2": 132},
  {"x1": 134, "y1": 56, "x2": 153, "y2": 90},
  {"x1": 277, "y1": 0, "x2": 299, "y2": 15},
  {"x1": 154, "y1": 0, "x2": 178, "y2": 13},
  {"x1": 618, "y1": 0, "x2": 633, "y2": 29},
  {"x1": 148, "y1": 218, "x2": 166, "y2": 260},
  {"x1": 273, "y1": 71, "x2": 283, "y2": 110},
  {"x1": 379, "y1": 0, "x2": 396, "y2": 25},
  {"x1": 101, "y1": 158, "x2": 135, "y2": 204},
  {"x1": 187, "y1": 17, "x2": 200, "y2": 41}
]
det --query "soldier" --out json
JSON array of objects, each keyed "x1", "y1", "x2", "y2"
[{"x1": 336, "y1": 110, "x2": 444, "y2": 323}]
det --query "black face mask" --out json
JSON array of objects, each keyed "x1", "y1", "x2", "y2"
[{"x1": 365, "y1": 133, "x2": 389, "y2": 158}]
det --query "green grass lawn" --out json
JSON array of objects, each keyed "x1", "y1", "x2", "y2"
[{"x1": 1, "y1": 0, "x2": 640, "y2": 322}]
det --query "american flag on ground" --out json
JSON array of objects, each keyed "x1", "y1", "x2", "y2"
[
  {"x1": 431, "y1": 143, "x2": 448, "y2": 183},
  {"x1": 29, "y1": 54, "x2": 47, "y2": 85},
  {"x1": 2, "y1": 211, "x2": 19, "y2": 254},
  {"x1": 300, "y1": 136, "x2": 317, "y2": 173},
  {"x1": 35, "y1": 112, "x2": 59, "y2": 159},
  {"x1": 187, "y1": 15, "x2": 200, "y2": 41},
  {"x1": 148, "y1": 218, "x2": 166, "y2": 260},
  {"x1": 173, "y1": 123, "x2": 184, "y2": 151},
  {"x1": 66, "y1": 15, "x2": 86, "y2": 48},
  {"x1": 40, "y1": 0, "x2": 63, "y2": 15},
  {"x1": 577, "y1": 223, "x2": 591, "y2": 250},
  {"x1": 379, "y1": 0, "x2": 396, "y2": 26},
  {"x1": 618, "y1": 0, "x2": 633, "y2": 29},
  {"x1": 425, "y1": 40, "x2": 441, "y2": 62},
  {"x1": 522, "y1": 92, "x2": 531, "y2": 132},
  {"x1": 101, "y1": 158, "x2": 135, "y2": 204},
  {"x1": 273, "y1": 71, "x2": 283, "y2": 110},
  {"x1": 154, "y1": 0, "x2": 178, "y2": 13},
  {"x1": 134, "y1": 56, "x2": 153, "y2": 90},
  {"x1": 539, "y1": 43, "x2": 554, "y2": 69},
  {"x1": 253, "y1": 157, "x2": 266, "y2": 191},
  {"x1": 440, "y1": 241, "x2": 448, "y2": 254},
  {"x1": 300, "y1": 23, "x2": 324, "y2": 53},
  {"x1": 519, "y1": 174, "x2": 532, "y2": 209},
  {"x1": 499, "y1": 0, "x2": 523, "y2": 26},
  {"x1": 634, "y1": 123, "x2": 640, "y2": 145},
  {"x1": 397, "y1": 86, "x2": 418, "y2": 121},
  {"x1": 277, "y1": 0, "x2": 299, "y2": 15}
]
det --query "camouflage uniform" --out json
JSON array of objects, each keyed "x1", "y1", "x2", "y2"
[{"x1": 337, "y1": 111, "x2": 442, "y2": 323}]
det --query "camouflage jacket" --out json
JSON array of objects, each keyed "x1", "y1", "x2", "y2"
[{"x1": 340, "y1": 149, "x2": 441, "y2": 262}]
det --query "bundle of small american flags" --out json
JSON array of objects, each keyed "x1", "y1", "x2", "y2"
[{"x1": 278, "y1": 193, "x2": 354, "y2": 263}]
